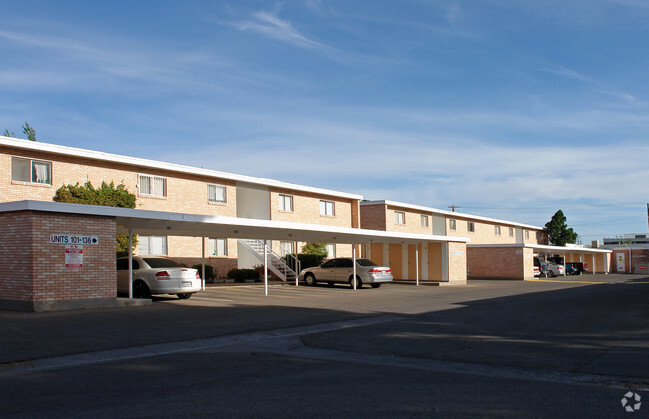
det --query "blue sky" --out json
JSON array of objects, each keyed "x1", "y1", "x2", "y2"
[{"x1": 2, "y1": 0, "x2": 648, "y2": 242}]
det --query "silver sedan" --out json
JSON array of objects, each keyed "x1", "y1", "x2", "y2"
[{"x1": 299, "y1": 258, "x2": 393, "y2": 288}]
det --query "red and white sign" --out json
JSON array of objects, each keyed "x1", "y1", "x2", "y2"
[{"x1": 65, "y1": 245, "x2": 83, "y2": 269}]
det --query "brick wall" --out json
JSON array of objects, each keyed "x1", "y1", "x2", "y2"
[
  {"x1": 269, "y1": 188, "x2": 355, "y2": 227},
  {"x1": 0, "y1": 210, "x2": 117, "y2": 312},
  {"x1": 467, "y1": 246, "x2": 529, "y2": 279}
]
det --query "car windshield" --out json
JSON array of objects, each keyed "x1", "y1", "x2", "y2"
[
  {"x1": 356, "y1": 258, "x2": 378, "y2": 267},
  {"x1": 143, "y1": 258, "x2": 184, "y2": 268}
]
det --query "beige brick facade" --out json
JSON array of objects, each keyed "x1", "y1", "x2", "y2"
[{"x1": 0, "y1": 211, "x2": 117, "y2": 311}]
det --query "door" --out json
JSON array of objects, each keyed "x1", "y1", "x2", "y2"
[
  {"x1": 616, "y1": 253, "x2": 625, "y2": 273},
  {"x1": 336, "y1": 258, "x2": 354, "y2": 282}
]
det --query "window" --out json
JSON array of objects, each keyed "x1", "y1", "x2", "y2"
[
  {"x1": 11, "y1": 157, "x2": 51, "y2": 185},
  {"x1": 525, "y1": 230, "x2": 530, "y2": 239},
  {"x1": 450, "y1": 219, "x2": 457, "y2": 231},
  {"x1": 208, "y1": 238, "x2": 227, "y2": 257},
  {"x1": 468, "y1": 222, "x2": 475, "y2": 233},
  {"x1": 495, "y1": 226, "x2": 501, "y2": 236},
  {"x1": 279, "y1": 241, "x2": 294, "y2": 257},
  {"x1": 421, "y1": 215, "x2": 429, "y2": 227},
  {"x1": 139, "y1": 174, "x2": 167, "y2": 197},
  {"x1": 279, "y1": 194, "x2": 293, "y2": 212},
  {"x1": 138, "y1": 236, "x2": 167, "y2": 255},
  {"x1": 326, "y1": 243, "x2": 336, "y2": 258},
  {"x1": 320, "y1": 200, "x2": 335, "y2": 216},
  {"x1": 208, "y1": 184, "x2": 227, "y2": 203},
  {"x1": 395, "y1": 211, "x2": 405, "y2": 225},
  {"x1": 509, "y1": 227, "x2": 514, "y2": 237}
]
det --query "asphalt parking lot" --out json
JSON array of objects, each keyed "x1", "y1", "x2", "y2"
[{"x1": 1, "y1": 274, "x2": 648, "y2": 417}]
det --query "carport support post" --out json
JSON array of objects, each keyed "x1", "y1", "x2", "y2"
[
  {"x1": 353, "y1": 245, "x2": 357, "y2": 290},
  {"x1": 562, "y1": 252, "x2": 566, "y2": 276},
  {"x1": 264, "y1": 241, "x2": 269, "y2": 296},
  {"x1": 201, "y1": 237, "x2": 206, "y2": 291},
  {"x1": 128, "y1": 228, "x2": 133, "y2": 299},
  {"x1": 416, "y1": 245, "x2": 420, "y2": 286}
]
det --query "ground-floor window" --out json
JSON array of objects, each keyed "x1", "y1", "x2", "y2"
[
  {"x1": 326, "y1": 243, "x2": 336, "y2": 258},
  {"x1": 279, "y1": 241, "x2": 294, "y2": 257},
  {"x1": 138, "y1": 235, "x2": 167, "y2": 255},
  {"x1": 209, "y1": 238, "x2": 227, "y2": 256}
]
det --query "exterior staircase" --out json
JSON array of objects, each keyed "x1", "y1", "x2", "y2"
[{"x1": 239, "y1": 239, "x2": 300, "y2": 282}]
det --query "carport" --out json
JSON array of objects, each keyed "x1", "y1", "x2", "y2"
[
  {"x1": 0, "y1": 200, "x2": 469, "y2": 311},
  {"x1": 467, "y1": 243, "x2": 612, "y2": 280}
]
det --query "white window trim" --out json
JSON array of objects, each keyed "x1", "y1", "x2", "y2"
[
  {"x1": 468, "y1": 222, "x2": 475, "y2": 233},
  {"x1": 509, "y1": 227, "x2": 514, "y2": 237},
  {"x1": 421, "y1": 215, "x2": 429, "y2": 227},
  {"x1": 208, "y1": 184, "x2": 227, "y2": 204},
  {"x1": 395, "y1": 211, "x2": 406, "y2": 225},
  {"x1": 138, "y1": 235, "x2": 168, "y2": 255},
  {"x1": 450, "y1": 219, "x2": 457, "y2": 231},
  {"x1": 320, "y1": 200, "x2": 335, "y2": 217},
  {"x1": 138, "y1": 174, "x2": 167, "y2": 198},
  {"x1": 279, "y1": 194, "x2": 294, "y2": 212},
  {"x1": 495, "y1": 226, "x2": 501, "y2": 236},
  {"x1": 11, "y1": 157, "x2": 52, "y2": 185},
  {"x1": 209, "y1": 238, "x2": 228, "y2": 257}
]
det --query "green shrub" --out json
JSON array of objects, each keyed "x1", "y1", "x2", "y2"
[
  {"x1": 227, "y1": 268, "x2": 260, "y2": 282},
  {"x1": 285, "y1": 253, "x2": 326, "y2": 270}
]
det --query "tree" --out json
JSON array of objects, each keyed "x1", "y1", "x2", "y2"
[
  {"x1": 301, "y1": 242, "x2": 328, "y2": 257},
  {"x1": 545, "y1": 210, "x2": 578, "y2": 246},
  {"x1": 22, "y1": 122, "x2": 36, "y2": 141},
  {"x1": 54, "y1": 181, "x2": 137, "y2": 256},
  {"x1": 3, "y1": 122, "x2": 36, "y2": 141}
]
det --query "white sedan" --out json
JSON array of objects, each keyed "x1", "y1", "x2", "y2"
[{"x1": 117, "y1": 256, "x2": 202, "y2": 299}]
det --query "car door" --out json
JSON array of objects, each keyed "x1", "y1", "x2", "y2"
[
  {"x1": 318, "y1": 259, "x2": 339, "y2": 281},
  {"x1": 335, "y1": 258, "x2": 354, "y2": 282},
  {"x1": 116, "y1": 258, "x2": 139, "y2": 293}
]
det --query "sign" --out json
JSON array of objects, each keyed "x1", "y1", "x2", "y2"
[
  {"x1": 65, "y1": 245, "x2": 83, "y2": 269},
  {"x1": 452, "y1": 251, "x2": 464, "y2": 256},
  {"x1": 50, "y1": 234, "x2": 98, "y2": 245}
]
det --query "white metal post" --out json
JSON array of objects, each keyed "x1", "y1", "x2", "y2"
[
  {"x1": 264, "y1": 241, "x2": 269, "y2": 296},
  {"x1": 416, "y1": 245, "x2": 420, "y2": 286},
  {"x1": 353, "y1": 245, "x2": 357, "y2": 290},
  {"x1": 295, "y1": 240, "x2": 299, "y2": 287},
  {"x1": 128, "y1": 228, "x2": 133, "y2": 299},
  {"x1": 202, "y1": 237, "x2": 206, "y2": 291}
]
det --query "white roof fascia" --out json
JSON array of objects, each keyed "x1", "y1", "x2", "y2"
[
  {"x1": 0, "y1": 200, "x2": 469, "y2": 245},
  {"x1": 362, "y1": 200, "x2": 544, "y2": 230},
  {"x1": 467, "y1": 243, "x2": 612, "y2": 254},
  {"x1": 0, "y1": 137, "x2": 363, "y2": 200}
]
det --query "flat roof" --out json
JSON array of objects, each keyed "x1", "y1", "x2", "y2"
[
  {"x1": 362, "y1": 200, "x2": 544, "y2": 230},
  {"x1": 1, "y1": 200, "x2": 469, "y2": 245},
  {"x1": 467, "y1": 243, "x2": 611, "y2": 254},
  {"x1": 0, "y1": 136, "x2": 363, "y2": 200}
]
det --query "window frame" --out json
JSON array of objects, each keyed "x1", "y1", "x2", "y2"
[
  {"x1": 138, "y1": 235, "x2": 168, "y2": 255},
  {"x1": 319, "y1": 200, "x2": 335, "y2": 217},
  {"x1": 326, "y1": 243, "x2": 336, "y2": 258},
  {"x1": 208, "y1": 238, "x2": 228, "y2": 257},
  {"x1": 279, "y1": 194, "x2": 294, "y2": 212},
  {"x1": 395, "y1": 211, "x2": 406, "y2": 225},
  {"x1": 509, "y1": 227, "x2": 514, "y2": 237},
  {"x1": 421, "y1": 215, "x2": 429, "y2": 228},
  {"x1": 449, "y1": 219, "x2": 457, "y2": 231},
  {"x1": 11, "y1": 156, "x2": 52, "y2": 185},
  {"x1": 495, "y1": 225, "x2": 501, "y2": 236},
  {"x1": 138, "y1": 174, "x2": 167, "y2": 198},
  {"x1": 468, "y1": 222, "x2": 475, "y2": 233},
  {"x1": 207, "y1": 184, "x2": 227, "y2": 204}
]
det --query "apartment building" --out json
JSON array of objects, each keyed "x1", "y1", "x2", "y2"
[
  {"x1": 1, "y1": 137, "x2": 362, "y2": 279},
  {"x1": 359, "y1": 200, "x2": 610, "y2": 279}
]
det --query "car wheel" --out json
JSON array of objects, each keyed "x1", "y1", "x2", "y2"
[
  {"x1": 133, "y1": 280, "x2": 151, "y2": 299},
  {"x1": 349, "y1": 276, "x2": 362, "y2": 289},
  {"x1": 547, "y1": 270, "x2": 555, "y2": 277},
  {"x1": 304, "y1": 273, "x2": 317, "y2": 286},
  {"x1": 370, "y1": 283, "x2": 381, "y2": 289},
  {"x1": 177, "y1": 293, "x2": 193, "y2": 300}
]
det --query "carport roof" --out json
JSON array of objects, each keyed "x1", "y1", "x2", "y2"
[
  {"x1": 1, "y1": 200, "x2": 469, "y2": 245},
  {"x1": 468, "y1": 243, "x2": 612, "y2": 254}
]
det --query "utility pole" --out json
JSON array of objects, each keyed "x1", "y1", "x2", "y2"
[{"x1": 448, "y1": 205, "x2": 460, "y2": 212}]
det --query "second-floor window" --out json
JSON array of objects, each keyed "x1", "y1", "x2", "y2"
[
  {"x1": 208, "y1": 184, "x2": 227, "y2": 203},
  {"x1": 395, "y1": 211, "x2": 405, "y2": 225},
  {"x1": 320, "y1": 200, "x2": 335, "y2": 216},
  {"x1": 139, "y1": 174, "x2": 167, "y2": 197},
  {"x1": 11, "y1": 157, "x2": 51, "y2": 185},
  {"x1": 509, "y1": 227, "x2": 514, "y2": 237},
  {"x1": 421, "y1": 215, "x2": 429, "y2": 227},
  {"x1": 450, "y1": 219, "x2": 457, "y2": 231},
  {"x1": 495, "y1": 226, "x2": 501, "y2": 235},
  {"x1": 279, "y1": 194, "x2": 293, "y2": 212},
  {"x1": 468, "y1": 222, "x2": 475, "y2": 233}
]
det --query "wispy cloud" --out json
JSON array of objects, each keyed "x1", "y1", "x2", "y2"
[
  {"x1": 232, "y1": 10, "x2": 331, "y2": 51},
  {"x1": 541, "y1": 63, "x2": 637, "y2": 103}
]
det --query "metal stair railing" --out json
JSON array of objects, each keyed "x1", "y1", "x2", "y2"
[{"x1": 239, "y1": 239, "x2": 300, "y2": 282}]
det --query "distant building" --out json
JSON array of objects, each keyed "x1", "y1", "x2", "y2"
[{"x1": 602, "y1": 233, "x2": 649, "y2": 246}]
